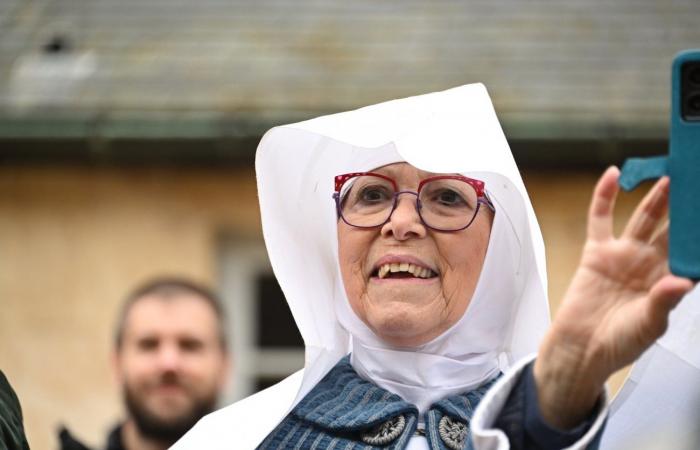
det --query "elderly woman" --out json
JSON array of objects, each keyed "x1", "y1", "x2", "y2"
[{"x1": 173, "y1": 84, "x2": 693, "y2": 449}]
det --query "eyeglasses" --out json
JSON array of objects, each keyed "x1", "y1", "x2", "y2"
[{"x1": 333, "y1": 172, "x2": 495, "y2": 232}]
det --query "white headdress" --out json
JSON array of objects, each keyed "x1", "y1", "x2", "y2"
[{"x1": 173, "y1": 83, "x2": 551, "y2": 449}]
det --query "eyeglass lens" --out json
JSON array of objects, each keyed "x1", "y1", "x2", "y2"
[{"x1": 339, "y1": 175, "x2": 480, "y2": 230}]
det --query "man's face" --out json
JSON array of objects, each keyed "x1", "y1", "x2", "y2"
[{"x1": 114, "y1": 294, "x2": 228, "y2": 442}]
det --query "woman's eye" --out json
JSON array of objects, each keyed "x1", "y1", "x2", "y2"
[
  {"x1": 359, "y1": 187, "x2": 390, "y2": 203},
  {"x1": 435, "y1": 189, "x2": 464, "y2": 205}
]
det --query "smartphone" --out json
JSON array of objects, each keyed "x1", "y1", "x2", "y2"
[
  {"x1": 668, "y1": 50, "x2": 700, "y2": 279},
  {"x1": 619, "y1": 49, "x2": 700, "y2": 279}
]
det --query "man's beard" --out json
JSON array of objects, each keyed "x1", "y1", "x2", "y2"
[{"x1": 123, "y1": 373, "x2": 218, "y2": 445}]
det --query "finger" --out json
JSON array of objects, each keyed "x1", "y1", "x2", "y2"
[
  {"x1": 622, "y1": 176, "x2": 670, "y2": 242},
  {"x1": 651, "y1": 221, "x2": 669, "y2": 256},
  {"x1": 588, "y1": 166, "x2": 620, "y2": 241},
  {"x1": 642, "y1": 275, "x2": 695, "y2": 340}
]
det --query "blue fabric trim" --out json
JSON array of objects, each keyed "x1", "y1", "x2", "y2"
[
  {"x1": 258, "y1": 355, "x2": 420, "y2": 449},
  {"x1": 259, "y1": 356, "x2": 604, "y2": 449},
  {"x1": 522, "y1": 362, "x2": 600, "y2": 450},
  {"x1": 292, "y1": 356, "x2": 417, "y2": 431},
  {"x1": 259, "y1": 355, "x2": 503, "y2": 449},
  {"x1": 424, "y1": 380, "x2": 497, "y2": 450},
  {"x1": 431, "y1": 378, "x2": 497, "y2": 422}
]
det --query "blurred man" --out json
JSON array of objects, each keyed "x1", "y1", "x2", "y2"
[{"x1": 60, "y1": 277, "x2": 230, "y2": 450}]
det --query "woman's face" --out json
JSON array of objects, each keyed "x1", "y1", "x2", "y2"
[{"x1": 338, "y1": 162, "x2": 494, "y2": 347}]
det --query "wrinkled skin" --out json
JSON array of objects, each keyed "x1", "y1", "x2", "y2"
[
  {"x1": 535, "y1": 167, "x2": 695, "y2": 428},
  {"x1": 337, "y1": 162, "x2": 493, "y2": 348},
  {"x1": 339, "y1": 162, "x2": 695, "y2": 430}
]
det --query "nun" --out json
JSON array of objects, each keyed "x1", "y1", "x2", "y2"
[{"x1": 172, "y1": 84, "x2": 693, "y2": 449}]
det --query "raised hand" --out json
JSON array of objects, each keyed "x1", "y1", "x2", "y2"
[{"x1": 533, "y1": 166, "x2": 695, "y2": 429}]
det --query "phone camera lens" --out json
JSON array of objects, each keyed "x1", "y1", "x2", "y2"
[
  {"x1": 688, "y1": 94, "x2": 700, "y2": 113},
  {"x1": 690, "y1": 67, "x2": 700, "y2": 86}
]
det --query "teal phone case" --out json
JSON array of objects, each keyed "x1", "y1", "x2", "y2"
[{"x1": 619, "y1": 49, "x2": 700, "y2": 279}]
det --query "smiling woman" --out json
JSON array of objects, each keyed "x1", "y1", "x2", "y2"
[
  {"x1": 337, "y1": 163, "x2": 493, "y2": 348},
  {"x1": 172, "y1": 84, "x2": 692, "y2": 450}
]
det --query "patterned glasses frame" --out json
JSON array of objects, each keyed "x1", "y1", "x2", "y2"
[{"x1": 333, "y1": 172, "x2": 495, "y2": 232}]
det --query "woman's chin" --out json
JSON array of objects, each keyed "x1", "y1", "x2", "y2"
[
  {"x1": 366, "y1": 306, "x2": 443, "y2": 348},
  {"x1": 358, "y1": 288, "x2": 450, "y2": 346}
]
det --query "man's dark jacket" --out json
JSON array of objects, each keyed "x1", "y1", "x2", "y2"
[{"x1": 59, "y1": 425, "x2": 124, "y2": 450}]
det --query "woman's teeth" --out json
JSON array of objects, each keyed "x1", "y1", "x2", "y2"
[{"x1": 377, "y1": 263, "x2": 435, "y2": 279}]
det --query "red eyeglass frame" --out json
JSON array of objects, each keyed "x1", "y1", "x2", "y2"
[{"x1": 332, "y1": 171, "x2": 494, "y2": 231}]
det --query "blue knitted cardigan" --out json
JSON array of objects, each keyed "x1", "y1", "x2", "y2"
[{"x1": 258, "y1": 356, "x2": 497, "y2": 450}]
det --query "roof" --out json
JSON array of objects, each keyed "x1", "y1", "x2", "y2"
[{"x1": 1, "y1": 0, "x2": 698, "y2": 142}]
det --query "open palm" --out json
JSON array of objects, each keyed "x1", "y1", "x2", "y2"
[{"x1": 534, "y1": 166, "x2": 694, "y2": 428}]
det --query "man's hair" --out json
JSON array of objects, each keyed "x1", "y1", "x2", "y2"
[{"x1": 114, "y1": 276, "x2": 228, "y2": 351}]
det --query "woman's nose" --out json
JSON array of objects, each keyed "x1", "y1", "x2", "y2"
[{"x1": 381, "y1": 193, "x2": 427, "y2": 240}]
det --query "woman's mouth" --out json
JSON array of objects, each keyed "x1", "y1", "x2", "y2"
[{"x1": 372, "y1": 262, "x2": 438, "y2": 280}]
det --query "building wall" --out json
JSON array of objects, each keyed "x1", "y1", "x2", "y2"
[
  {"x1": 0, "y1": 165, "x2": 262, "y2": 449},
  {"x1": 0, "y1": 165, "x2": 645, "y2": 449}
]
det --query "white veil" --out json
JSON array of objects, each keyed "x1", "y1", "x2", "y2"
[{"x1": 173, "y1": 83, "x2": 551, "y2": 449}]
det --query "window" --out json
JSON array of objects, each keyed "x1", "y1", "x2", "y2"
[{"x1": 218, "y1": 239, "x2": 305, "y2": 403}]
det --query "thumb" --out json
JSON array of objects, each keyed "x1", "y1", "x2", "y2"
[{"x1": 643, "y1": 275, "x2": 694, "y2": 339}]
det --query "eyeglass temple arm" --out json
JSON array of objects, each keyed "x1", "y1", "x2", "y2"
[{"x1": 479, "y1": 191, "x2": 496, "y2": 212}]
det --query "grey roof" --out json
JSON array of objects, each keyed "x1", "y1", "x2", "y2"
[{"x1": 1, "y1": 0, "x2": 699, "y2": 139}]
